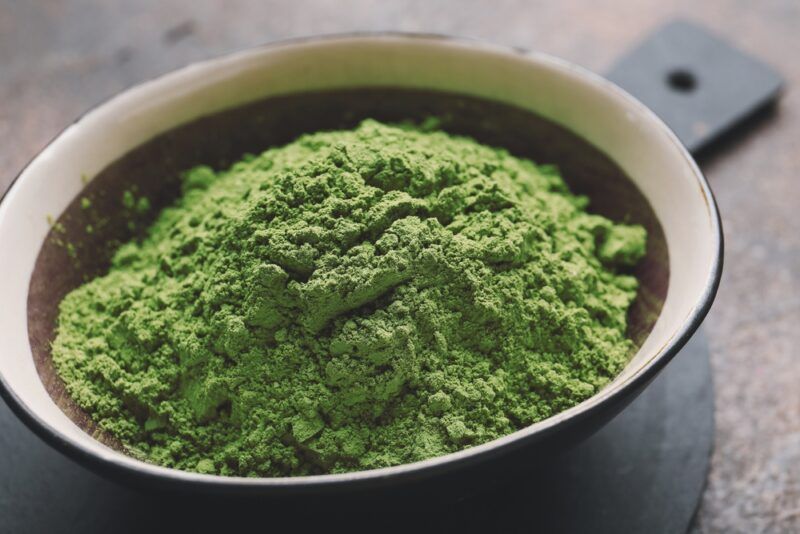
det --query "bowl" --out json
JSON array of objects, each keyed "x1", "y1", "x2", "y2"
[{"x1": 0, "y1": 34, "x2": 722, "y2": 496}]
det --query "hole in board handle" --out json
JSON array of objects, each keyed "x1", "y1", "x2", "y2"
[{"x1": 666, "y1": 69, "x2": 698, "y2": 93}]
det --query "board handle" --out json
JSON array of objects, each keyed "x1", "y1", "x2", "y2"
[{"x1": 606, "y1": 19, "x2": 783, "y2": 155}]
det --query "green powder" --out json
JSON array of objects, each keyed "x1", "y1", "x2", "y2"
[{"x1": 52, "y1": 120, "x2": 646, "y2": 477}]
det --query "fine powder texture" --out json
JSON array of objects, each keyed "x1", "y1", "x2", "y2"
[{"x1": 52, "y1": 120, "x2": 646, "y2": 477}]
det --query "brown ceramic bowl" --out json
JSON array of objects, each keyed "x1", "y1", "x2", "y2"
[{"x1": 0, "y1": 34, "x2": 721, "y2": 496}]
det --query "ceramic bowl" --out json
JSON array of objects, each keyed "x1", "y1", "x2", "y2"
[{"x1": 0, "y1": 34, "x2": 722, "y2": 495}]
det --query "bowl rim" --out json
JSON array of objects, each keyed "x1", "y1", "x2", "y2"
[{"x1": 0, "y1": 31, "x2": 723, "y2": 491}]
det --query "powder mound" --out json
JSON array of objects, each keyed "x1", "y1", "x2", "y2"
[{"x1": 52, "y1": 120, "x2": 646, "y2": 477}]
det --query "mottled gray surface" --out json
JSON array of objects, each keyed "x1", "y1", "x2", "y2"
[{"x1": 1, "y1": 1, "x2": 798, "y2": 532}]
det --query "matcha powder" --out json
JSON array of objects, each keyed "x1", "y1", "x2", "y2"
[{"x1": 52, "y1": 120, "x2": 646, "y2": 477}]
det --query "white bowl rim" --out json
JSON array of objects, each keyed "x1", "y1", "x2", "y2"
[{"x1": 0, "y1": 32, "x2": 723, "y2": 490}]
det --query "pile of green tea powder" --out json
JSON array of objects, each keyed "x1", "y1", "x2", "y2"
[{"x1": 53, "y1": 120, "x2": 646, "y2": 477}]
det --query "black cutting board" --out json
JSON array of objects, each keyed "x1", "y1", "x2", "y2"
[{"x1": 0, "y1": 330, "x2": 712, "y2": 533}]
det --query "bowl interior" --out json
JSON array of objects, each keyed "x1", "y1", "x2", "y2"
[
  {"x1": 0, "y1": 36, "x2": 718, "y2": 485},
  {"x1": 27, "y1": 87, "x2": 669, "y2": 451}
]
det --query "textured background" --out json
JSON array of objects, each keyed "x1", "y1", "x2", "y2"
[{"x1": 1, "y1": 1, "x2": 798, "y2": 532}]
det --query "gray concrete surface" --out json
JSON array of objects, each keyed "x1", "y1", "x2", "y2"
[{"x1": 1, "y1": 1, "x2": 798, "y2": 531}]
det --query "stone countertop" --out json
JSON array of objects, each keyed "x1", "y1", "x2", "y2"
[{"x1": 1, "y1": 1, "x2": 798, "y2": 532}]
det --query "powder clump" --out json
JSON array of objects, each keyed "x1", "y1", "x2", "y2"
[{"x1": 52, "y1": 120, "x2": 646, "y2": 476}]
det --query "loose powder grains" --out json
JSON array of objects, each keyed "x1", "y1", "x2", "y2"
[{"x1": 52, "y1": 120, "x2": 646, "y2": 477}]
